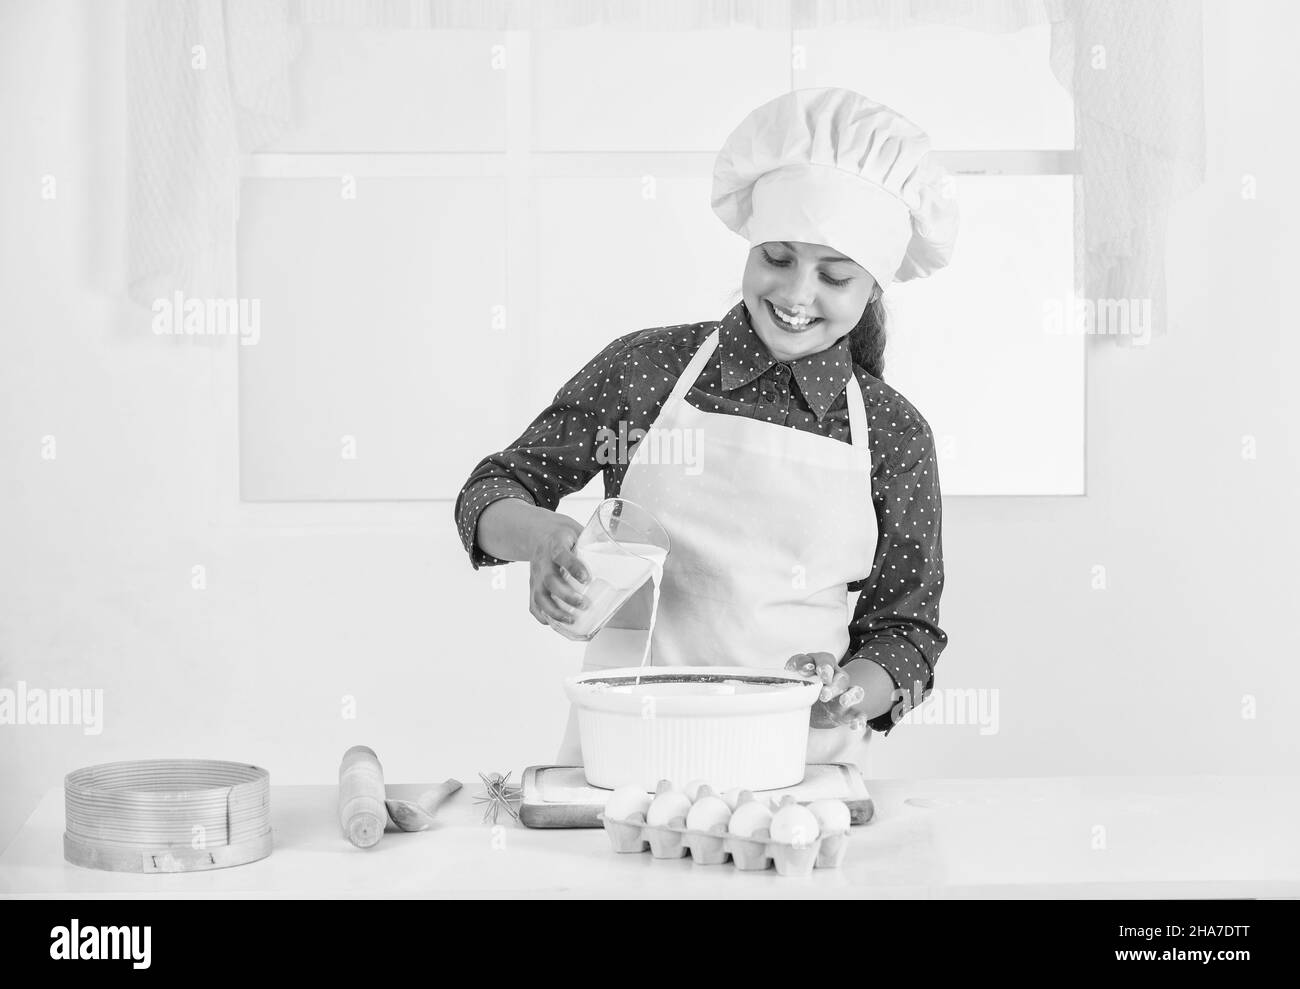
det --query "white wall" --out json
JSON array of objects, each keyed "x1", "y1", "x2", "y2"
[{"x1": 2, "y1": 0, "x2": 1298, "y2": 852}]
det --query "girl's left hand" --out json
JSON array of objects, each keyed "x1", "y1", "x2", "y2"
[{"x1": 785, "y1": 652, "x2": 869, "y2": 732}]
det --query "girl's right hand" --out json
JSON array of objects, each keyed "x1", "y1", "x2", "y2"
[{"x1": 528, "y1": 514, "x2": 592, "y2": 627}]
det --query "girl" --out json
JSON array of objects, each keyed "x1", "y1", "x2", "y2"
[{"x1": 456, "y1": 88, "x2": 958, "y2": 771}]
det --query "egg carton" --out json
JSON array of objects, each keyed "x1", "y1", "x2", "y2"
[{"x1": 597, "y1": 813, "x2": 850, "y2": 877}]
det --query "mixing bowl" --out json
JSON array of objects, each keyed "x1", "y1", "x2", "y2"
[{"x1": 564, "y1": 666, "x2": 821, "y2": 791}]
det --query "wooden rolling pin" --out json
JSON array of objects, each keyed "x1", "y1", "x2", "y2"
[{"x1": 338, "y1": 745, "x2": 387, "y2": 848}]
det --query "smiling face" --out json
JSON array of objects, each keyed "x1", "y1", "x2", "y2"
[{"x1": 742, "y1": 241, "x2": 878, "y2": 363}]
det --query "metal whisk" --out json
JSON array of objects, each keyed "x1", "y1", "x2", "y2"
[{"x1": 472, "y1": 770, "x2": 522, "y2": 825}]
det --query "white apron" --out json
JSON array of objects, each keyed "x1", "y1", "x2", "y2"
[{"x1": 556, "y1": 327, "x2": 879, "y2": 774}]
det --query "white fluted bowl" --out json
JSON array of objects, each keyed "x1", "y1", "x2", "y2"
[{"x1": 564, "y1": 666, "x2": 821, "y2": 791}]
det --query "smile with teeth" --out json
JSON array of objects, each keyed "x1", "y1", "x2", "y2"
[{"x1": 767, "y1": 300, "x2": 821, "y2": 330}]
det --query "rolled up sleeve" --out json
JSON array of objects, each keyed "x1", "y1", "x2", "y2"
[
  {"x1": 453, "y1": 332, "x2": 636, "y2": 569},
  {"x1": 843, "y1": 418, "x2": 948, "y2": 735}
]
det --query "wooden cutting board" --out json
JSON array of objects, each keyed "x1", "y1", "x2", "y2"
[{"x1": 519, "y1": 763, "x2": 873, "y2": 829}]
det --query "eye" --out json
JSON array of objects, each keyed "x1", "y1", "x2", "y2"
[{"x1": 761, "y1": 248, "x2": 852, "y2": 287}]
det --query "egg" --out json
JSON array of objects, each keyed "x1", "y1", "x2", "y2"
[
  {"x1": 728, "y1": 799, "x2": 773, "y2": 838},
  {"x1": 719, "y1": 788, "x2": 744, "y2": 811},
  {"x1": 685, "y1": 794, "x2": 732, "y2": 832},
  {"x1": 683, "y1": 779, "x2": 711, "y2": 802},
  {"x1": 603, "y1": 785, "x2": 652, "y2": 823},
  {"x1": 807, "y1": 799, "x2": 852, "y2": 834},
  {"x1": 646, "y1": 790, "x2": 692, "y2": 827},
  {"x1": 770, "y1": 803, "x2": 821, "y2": 847}
]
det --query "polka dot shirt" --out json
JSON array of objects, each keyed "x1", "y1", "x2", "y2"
[{"x1": 454, "y1": 300, "x2": 947, "y2": 736}]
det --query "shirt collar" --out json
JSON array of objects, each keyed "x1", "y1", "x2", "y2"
[{"x1": 716, "y1": 301, "x2": 856, "y2": 423}]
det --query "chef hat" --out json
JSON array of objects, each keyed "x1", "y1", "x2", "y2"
[{"x1": 711, "y1": 87, "x2": 958, "y2": 291}]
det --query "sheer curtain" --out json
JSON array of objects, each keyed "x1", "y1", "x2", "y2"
[{"x1": 125, "y1": 0, "x2": 1204, "y2": 340}]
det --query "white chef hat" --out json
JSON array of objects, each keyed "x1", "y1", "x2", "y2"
[{"x1": 711, "y1": 87, "x2": 958, "y2": 291}]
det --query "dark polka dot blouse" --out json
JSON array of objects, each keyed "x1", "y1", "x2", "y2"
[{"x1": 454, "y1": 300, "x2": 947, "y2": 736}]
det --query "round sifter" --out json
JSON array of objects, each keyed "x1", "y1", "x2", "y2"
[{"x1": 63, "y1": 759, "x2": 272, "y2": 873}]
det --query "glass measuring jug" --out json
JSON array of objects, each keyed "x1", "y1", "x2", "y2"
[{"x1": 548, "y1": 498, "x2": 670, "y2": 642}]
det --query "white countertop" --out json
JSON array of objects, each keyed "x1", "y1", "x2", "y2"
[{"x1": 3, "y1": 776, "x2": 1298, "y2": 898}]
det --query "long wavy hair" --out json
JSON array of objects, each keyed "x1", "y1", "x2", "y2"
[{"x1": 847, "y1": 296, "x2": 887, "y2": 381}]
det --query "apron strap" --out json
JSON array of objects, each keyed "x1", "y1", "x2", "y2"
[
  {"x1": 658, "y1": 328, "x2": 720, "y2": 420},
  {"x1": 845, "y1": 367, "x2": 872, "y2": 464}
]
